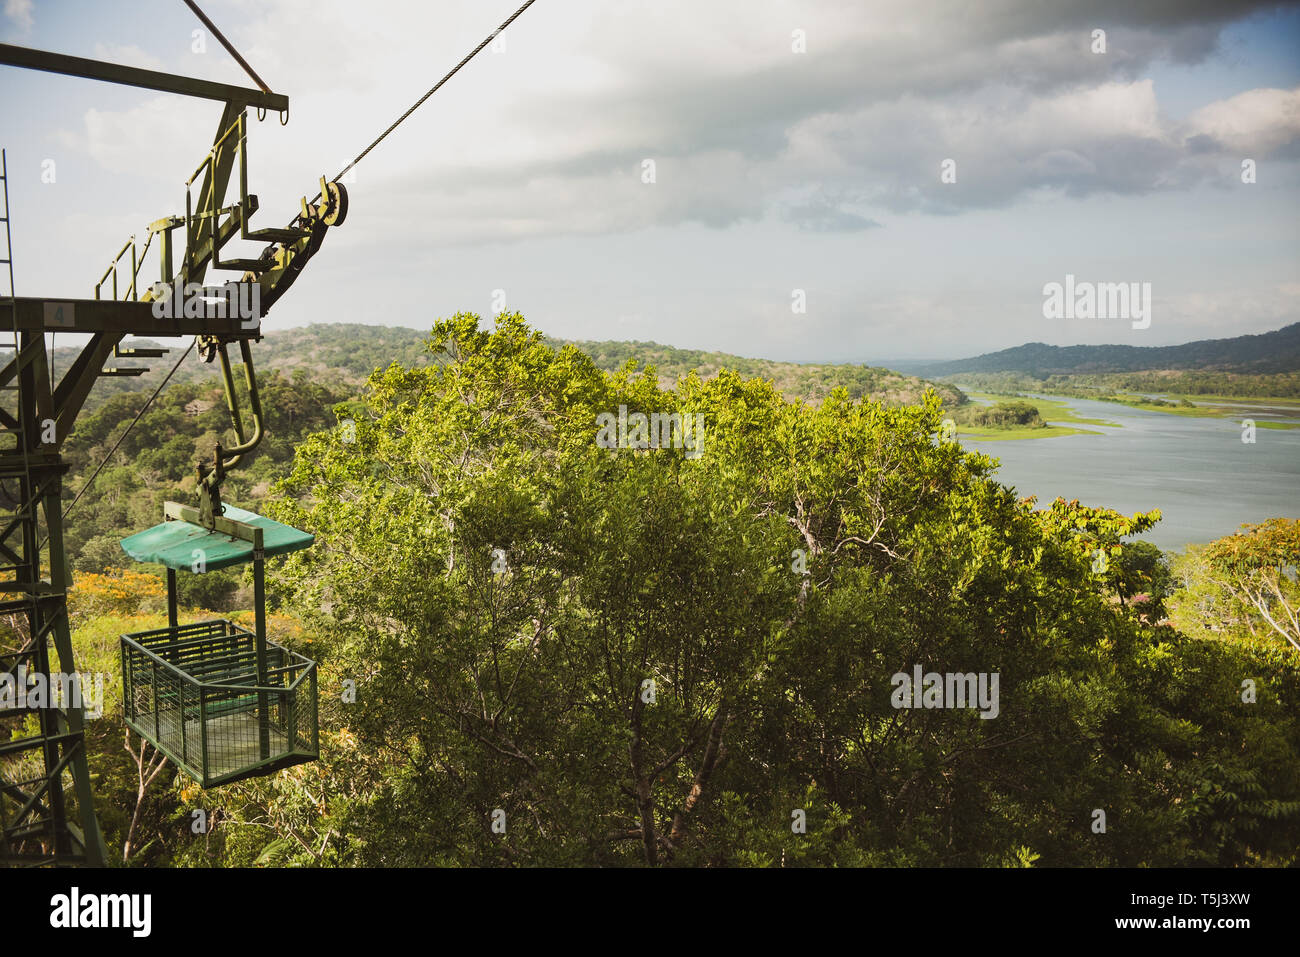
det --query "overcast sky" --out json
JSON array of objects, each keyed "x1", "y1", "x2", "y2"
[{"x1": 3, "y1": 0, "x2": 1299, "y2": 361}]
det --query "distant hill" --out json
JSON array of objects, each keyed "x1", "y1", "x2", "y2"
[
  {"x1": 899, "y1": 323, "x2": 1300, "y2": 378},
  {"x1": 48, "y1": 324, "x2": 439, "y2": 414},
  {"x1": 551, "y1": 336, "x2": 962, "y2": 406},
  {"x1": 76, "y1": 323, "x2": 962, "y2": 409}
]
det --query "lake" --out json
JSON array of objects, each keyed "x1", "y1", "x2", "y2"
[{"x1": 961, "y1": 393, "x2": 1300, "y2": 552}]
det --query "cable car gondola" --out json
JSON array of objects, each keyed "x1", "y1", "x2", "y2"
[{"x1": 117, "y1": 343, "x2": 319, "y2": 788}]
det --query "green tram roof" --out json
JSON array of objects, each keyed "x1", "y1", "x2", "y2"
[{"x1": 119, "y1": 504, "x2": 314, "y2": 572}]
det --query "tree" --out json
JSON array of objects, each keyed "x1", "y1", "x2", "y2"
[
  {"x1": 1032, "y1": 497, "x2": 1163, "y2": 606},
  {"x1": 208, "y1": 313, "x2": 1300, "y2": 867},
  {"x1": 1202, "y1": 519, "x2": 1300, "y2": 653}
]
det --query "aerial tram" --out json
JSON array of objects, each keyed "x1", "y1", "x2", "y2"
[
  {"x1": 116, "y1": 363, "x2": 321, "y2": 788},
  {"x1": 114, "y1": 89, "x2": 348, "y2": 790},
  {"x1": 1, "y1": 0, "x2": 537, "y2": 866},
  {"x1": 0, "y1": 5, "x2": 347, "y2": 861},
  {"x1": 119, "y1": 506, "x2": 319, "y2": 788},
  {"x1": 111, "y1": 104, "x2": 348, "y2": 787}
]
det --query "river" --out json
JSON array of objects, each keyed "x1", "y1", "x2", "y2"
[{"x1": 961, "y1": 393, "x2": 1300, "y2": 552}]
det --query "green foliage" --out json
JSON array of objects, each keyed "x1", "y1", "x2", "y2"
[
  {"x1": 1109, "y1": 541, "x2": 1175, "y2": 619},
  {"x1": 172, "y1": 567, "x2": 241, "y2": 612},
  {"x1": 61, "y1": 369, "x2": 353, "y2": 564},
  {"x1": 555, "y1": 336, "x2": 964, "y2": 406},
  {"x1": 952, "y1": 400, "x2": 1045, "y2": 429},
  {"x1": 1032, "y1": 497, "x2": 1163, "y2": 602},
  {"x1": 46, "y1": 317, "x2": 1299, "y2": 868},
  {"x1": 173, "y1": 313, "x2": 1300, "y2": 867},
  {"x1": 1175, "y1": 520, "x2": 1300, "y2": 654}
]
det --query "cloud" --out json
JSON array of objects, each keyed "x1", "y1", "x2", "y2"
[
  {"x1": 43, "y1": 0, "x2": 1300, "y2": 247},
  {"x1": 781, "y1": 193, "x2": 881, "y2": 232},
  {"x1": 91, "y1": 43, "x2": 166, "y2": 73},
  {"x1": 369, "y1": 0, "x2": 1300, "y2": 239},
  {"x1": 778, "y1": 80, "x2": 1192, "y2": 213},
  {"x1": 57, "y1": 97, "x2": 215, "y2": 179},
  {"x1": 1184, "y1": 87, "x2": 1300, "y2": 154},
  {"x1": 4, "y1": 0, "x2": 32, "y2": 32}
]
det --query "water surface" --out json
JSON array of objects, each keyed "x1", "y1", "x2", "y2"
[{"x1": 963, "y1": 394, "x2": 1300, "y2": 551}]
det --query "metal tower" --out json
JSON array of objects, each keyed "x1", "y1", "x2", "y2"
[{"x1": 0, "y1": 40, "x2": 342, "y2": 865}]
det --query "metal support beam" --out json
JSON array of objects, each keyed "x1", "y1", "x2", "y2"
[
  {"x1": 186, "y1": 101, "x2": 246, "y2": 283},
  {"x1": 0, "y1": 43, "x2": 287, "y2": 111},
  {"x1": 164, "y1": 501, "x2": 263, "y2": 545},
  {"x1": 167, "y1": 568, "x2": 178, "y2": 631},
  {"x1": 9, "y1": 297, "x2": 256, "y2": 335},
  {"x1": 254, "y1": 555, "x2": 269, "y2": 761}
]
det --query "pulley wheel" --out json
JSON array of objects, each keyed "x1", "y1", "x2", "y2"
[{"x1": 321, "y1": 181, "x2": 349, "y2": 226}]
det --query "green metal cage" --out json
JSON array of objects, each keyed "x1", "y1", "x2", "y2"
[
  {"x1": 117, "y1": 502, "x2": 319, "y2": 788},
  {"x1": 121, "y1": 619, "x2": 318, "y2": 788}
]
